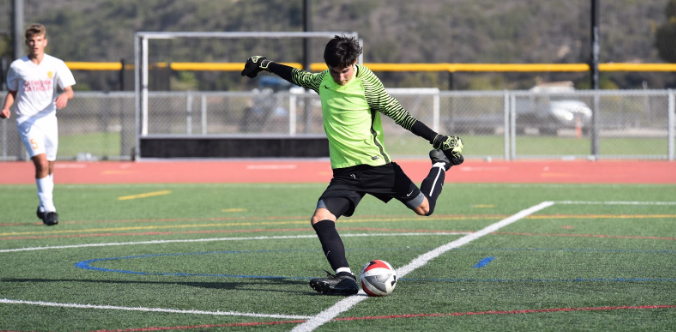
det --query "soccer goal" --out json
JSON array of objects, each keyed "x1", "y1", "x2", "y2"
[{"x1": 133, "y1": 31, "x2": 361, "y2": 160}]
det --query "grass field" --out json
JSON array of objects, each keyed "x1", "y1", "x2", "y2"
[
  {"x1": 1, "y1": 183, "x2": 675, "y2": 331},
  {"x1": 385, "y1": 134, "x2": 667, "y2": 158},
  {"x1": 52, "y1": 132, "x2": 669, "y2": 160},
  {"x1": 58, "y1": 132, "x2": 123, "y2": 158}
]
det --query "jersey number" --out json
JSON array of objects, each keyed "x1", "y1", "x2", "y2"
[{"x1": 30, "y1": 139, "x2": 39, "y2": 150}]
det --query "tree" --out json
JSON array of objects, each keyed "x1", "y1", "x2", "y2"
[{"x1": 655, "y1": 0, "x2": 676, "y2": 63}]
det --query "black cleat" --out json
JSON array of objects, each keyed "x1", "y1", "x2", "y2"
[
  {"x1": 309, "y1": 271, "x2": 359, "y2": 295},
  {"x1": 37, "y1": 206, "x2": 45, "y2": 221},
  {"x1": 430, "y1": 149, "x2": 464, "y2": 169},
  {"x1": 429, "y1": 149, "x2": 452, "y2": 170},
  {"x1": 43, "y1": 212, "x2": 59, "y2": 226}
]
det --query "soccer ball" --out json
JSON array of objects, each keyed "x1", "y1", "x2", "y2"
[{"x1": 360, "y1": 260, "x2": 397, "y2": 296}]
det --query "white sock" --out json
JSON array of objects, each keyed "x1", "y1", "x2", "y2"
[
  {"x1": 335, "y1": 267, "x2": 353, "y2": 275},
  {"x1": 49, "y1": 173, "x2": 55, "y2": 210},
  {"x1": 432, "y1": 162, "x2": 447, "y2": 170},
  {"x1": 36, "y1": 176, "x2": 56, "y2": 212}
]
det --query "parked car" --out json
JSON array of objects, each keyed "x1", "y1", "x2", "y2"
[
  {"x1": 445, "y1": 82, "x2": 592, "y2": 136},
  {"x1": 515, "y1": 97, "x2": 592, "y2": 135}
]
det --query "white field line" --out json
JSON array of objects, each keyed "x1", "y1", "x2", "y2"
[
  {"x1": 0, "y1": 232, "x2": 472, "y2": 254},
  {"x1": 290, "y1": 201, "x2": 555, "y2": 332},
  {"x1": 557, "y1": 201, "x2": 676, "y2": 205},
  {"x1": 0, "y1": 298, "x2": 312, "y2": 320}
]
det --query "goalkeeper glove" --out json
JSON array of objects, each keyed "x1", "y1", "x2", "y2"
[
  {"x1": 432, "y1": 134, "x2": 464, "y2": 162},
  {"x1": 241, "y1": 56, "x2": 273, "y2": 78}
]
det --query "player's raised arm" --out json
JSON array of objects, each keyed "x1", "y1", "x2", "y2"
[
  {"x1": 361, "y1": 67, "x2": 464, "y2": 163},
  {"x1": 241, "y1": 56, "x2": 322, "y2": 92},
  {"x1": 240, "y1": 56, "x2": 273, "y2": 78}
]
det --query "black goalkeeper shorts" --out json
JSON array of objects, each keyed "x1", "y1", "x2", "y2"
[{"x1": 317, "y1": 162, "x2": 423, "y2": 217}]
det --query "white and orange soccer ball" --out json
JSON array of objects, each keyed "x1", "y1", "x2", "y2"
[{"x1": 360, "y1": 260, "x2": 397, "y2": 296}]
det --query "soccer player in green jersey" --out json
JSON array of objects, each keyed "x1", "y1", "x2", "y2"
[{"x1": 242, "y1": 35, "x2": 463, "y2": 295}]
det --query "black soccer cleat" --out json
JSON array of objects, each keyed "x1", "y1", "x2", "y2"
[
  {"x1": 43, "y1": 212, "x2": 59, "y2": 226},
  {"x1": 37, "y1": 206, "x2": 45, "y2": 221},
  {"x1": 430, "y1": 149, "x2": 464, "y2": 170},
  {"x1": 429, "y1": 149, "x2": 452, "y2": 171},
  {"x1": 309, "y1": 271, "x2": 359, "y2": 296}
]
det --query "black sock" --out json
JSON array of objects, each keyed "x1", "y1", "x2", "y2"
[
  {"x1": 312, "y1": 219, "x2": 349, "y2": 272},
  {"x1": 420, "y1": 166, "x2": 446, "y2": 216}
]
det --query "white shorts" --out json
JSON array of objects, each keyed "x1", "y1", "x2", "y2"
[{"x1": 17, "y1": 115, "x2": 59, "y2": 160}]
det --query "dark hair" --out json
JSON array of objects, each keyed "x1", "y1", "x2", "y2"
[{"x1": 323, "y1": 35, "x2": 362, "y2": 68}]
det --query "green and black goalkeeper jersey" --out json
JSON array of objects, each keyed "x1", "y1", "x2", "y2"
[{"x1": 290, "y1": 65, "x2": 419, "y2": 169}]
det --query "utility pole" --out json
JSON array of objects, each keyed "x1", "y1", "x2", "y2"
[
  {"x1": 303, "y1": 0, "x2": 312, "y2": 134},
  {"x1": 12, "y1": 0, "x2": 23, "y2": 61},
  {"x1": 590, "y1": 0, "x2": 600, "y2": 158}
]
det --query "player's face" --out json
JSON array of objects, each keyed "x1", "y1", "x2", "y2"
[
  {"x1": 25, "y1": 34, "x2": 48, "y2": 57},
  {"x1": 328, "y1": 62, "x2": 356, "y2": 86}
]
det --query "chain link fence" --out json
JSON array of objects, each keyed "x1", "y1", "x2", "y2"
[
  {"x1": 1, "y1": 89, "x2": 674, "y2": 161},
  {"x1": 1, "y1": 92, "x2": 136, "y2": 161}
]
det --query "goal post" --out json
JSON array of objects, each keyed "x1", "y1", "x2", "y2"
[{"x1": 133, "y1": 31, "x2": 361, "y2": 160}]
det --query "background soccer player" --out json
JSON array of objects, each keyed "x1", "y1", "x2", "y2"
[
  {"x1": 1, "y1": 24, "x2": 75, "y2": 226},
  {"x1": 242, "y1": 35, "x2": 463, "y2": 295}
]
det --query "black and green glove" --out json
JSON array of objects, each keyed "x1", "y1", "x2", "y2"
[
  {"x1": 241, "y1": 56, "x2": 273, "y2": 78},
  {"x1": 432, "y1": 134, "x2": 464, "y2": 165}
]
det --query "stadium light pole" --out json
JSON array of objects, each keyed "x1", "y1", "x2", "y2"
[{"x1": 590, "y1": 0, "x2": 600, "y2": 157}]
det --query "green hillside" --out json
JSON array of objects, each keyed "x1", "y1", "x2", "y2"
[{"x1": 0, "y1": 0, "x2": 674, "y2": 90}]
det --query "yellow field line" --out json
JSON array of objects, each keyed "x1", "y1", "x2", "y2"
[
  {"x1": 118, "y1": 190, "x2": 172, "y2": 201},
  {"x1": 3, "y1": 214, "x2": 675, "y2": 237},
  {"x1": 1, "y1": 221, "x2": 307, "y2": 236},
  {"x1": 0, "y1": 216, "x2": 483, "y2": 236}
]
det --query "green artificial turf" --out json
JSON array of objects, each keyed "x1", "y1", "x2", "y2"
[{"x1": 1, "y1": 183, "x2": 675, "y2": 331}]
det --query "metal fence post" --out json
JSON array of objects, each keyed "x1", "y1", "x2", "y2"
[
  {"x1": 289, "y1": 93, "x2": 297, "y2": 136},
  {"x1": 669, "y1": 89, "x2": 674, "y2": 161},
  {"x1": 433, "y1": 91, "x2": 440, "y2": 133},
  {"x1": 1, "y1": 119, "x2": 6, "y2": 160},
  {"x1": 504, "y1": 90, "x2": 510, "y2": 161},
  {"x1": 591, "y1": 91, "x2": 600, "y2": 159},
  {"x1": 510, "y1": 94, "x2": 516, "y2": 161},
  {"x1": 141, "y1": 36, "x2": 149, "y2": 136},
  {"x1": 201, "y1": 94, "x2": 207, "y2": 135},
  {"x1": 133, "y1": 33, "x2": 141, "y2": 160},
  {"x1": 186, "y1": 91, "x2": 192, "y2": 135}
]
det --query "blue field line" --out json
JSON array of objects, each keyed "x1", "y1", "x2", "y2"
[
  {"x1": 473, "y1": 257, "x2": 495, "y2": 268},
  {"x1": 74, "y1": 249, "x2": 315, "y2": 280},
  {"x1": 74, "y1": 247, "x2": 676, "y2": 282}
]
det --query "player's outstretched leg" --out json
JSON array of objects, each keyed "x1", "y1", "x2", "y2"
[{"x1": 420, "y1": 149, "x2": 463, "y2": 216}]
